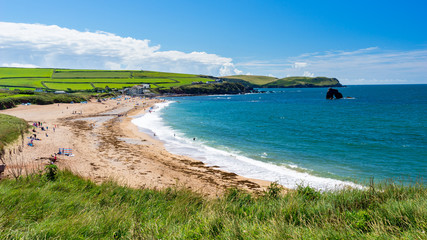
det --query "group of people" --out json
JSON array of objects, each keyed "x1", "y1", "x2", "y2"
[
  {"x1": 32, "y1": 121, "x2": 43, "y2": 127},
  {"x1": 29, "y1": 121, "x2": 61, "y2": 164},
  {"x1": 27, "y1": 134, "x2": 39, "y2": 147},
  {"x1": 27, "y1": 122, "x2": 57, "y2": 147}
]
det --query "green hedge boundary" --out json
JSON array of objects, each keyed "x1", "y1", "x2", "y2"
[{"x1": 0, "y1": 94, "x2": 88, "y2": 110}]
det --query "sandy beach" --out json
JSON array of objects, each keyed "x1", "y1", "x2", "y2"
[{"x1": 1, "y1": 97, "x2": 271, "y2": 196}]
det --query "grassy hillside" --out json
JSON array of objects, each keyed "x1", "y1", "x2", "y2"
[
  {"x1": 0, "y1": 170, "x2": 425, "y2": 239},
  {"x1": 0, "y1": 68, "x2": 342, "y2": 92},
  {"x1": 221, "y1": 75, "x2": 342, "y2": 88},
  {"x1": 0, "y1": 114, "x2": 29, "y2": 151},
  {"x1": 161, "y1": 82, "x2": 247, "y2": 95},
  {"x1": 0, "y1": 68, "x2": 210, "y2": 92},
  {"x1": 221, "y1": 75, "x2": 278, "y2": 85},
  {"x1": 265, "y1": 76, "x2": 342, "y2": 88}
]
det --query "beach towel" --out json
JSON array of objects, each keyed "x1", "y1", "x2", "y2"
[{"x1": 58, "y1": 148, "x2": 72, "y2": 156}]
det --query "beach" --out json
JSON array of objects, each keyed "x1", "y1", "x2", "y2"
[{"x1": 0, "y1": 97, "x2": 271, "y2": 196}]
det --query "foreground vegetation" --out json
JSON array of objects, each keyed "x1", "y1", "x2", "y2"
[
  {"x1": 0, "y1": 114, "x2": 29, "y2": 151},
  {"x1": 0, "y1": 169, "x2": 425, "y2": 239}
]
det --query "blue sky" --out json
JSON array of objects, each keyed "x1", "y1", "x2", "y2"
[{"x1": 1, "y1": 0, "x2": 426, "y2": 84}]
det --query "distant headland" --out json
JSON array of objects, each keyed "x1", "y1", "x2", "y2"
[
  {"x1": 219, "y1": 75, "x2": 343, "y2": 89},
  {"x1": 0, "y1": 67, "x2": 342, "y2": 97}
]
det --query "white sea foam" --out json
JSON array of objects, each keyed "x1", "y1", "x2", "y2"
[{"x1": 132, "y1": 101, "x2": 363, "y2": 191}]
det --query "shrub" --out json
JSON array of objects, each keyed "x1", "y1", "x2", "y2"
[
  {"x1": 297, "y1": 185, "x2": 321, "y2": 201},
  {"x1": 265, "y1": 181, "x2": 283, "y2": 199},
  {"x1": 0, "y1": 98, "x2": 16, "y2": 110},
  {"x1": 44, "y1": 164, "x2": 58, "y2": 181},
  {"x1": 0, "y1": 93, "x2": 88, "y2": 110},
  {"x1": 345, "y1": 209, "x2": 372, "y2": 232}
]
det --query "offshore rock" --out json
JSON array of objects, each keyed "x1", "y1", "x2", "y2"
[{"x1": 326, "y1": 88, "x2": 343, "y2": 99}]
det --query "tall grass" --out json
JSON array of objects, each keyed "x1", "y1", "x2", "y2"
[
  {"x1": 0, "y1": 114, "x2": 28, "y2": 152},
  {"x1": 0, "y1": 170, "x2": 425, "y2": 239}
]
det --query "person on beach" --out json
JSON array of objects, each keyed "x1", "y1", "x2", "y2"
[{"x1": 50, "y1": 153, "x2": 57, "y2": 163}]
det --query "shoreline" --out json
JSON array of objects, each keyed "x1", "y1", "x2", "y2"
[
  {"x1": 0, "y1": 97, "x2": 272, "y2": 196},
  {"x1": 147, "y1": 99, "x2": 363, "y2": 191}
]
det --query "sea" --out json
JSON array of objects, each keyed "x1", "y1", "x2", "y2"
[{"x1": 132, "y1": 85, "x2": 427, "y2": 190}]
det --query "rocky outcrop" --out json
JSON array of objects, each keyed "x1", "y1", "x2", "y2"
[{"x1": 326, "y1": 88, "x2": 343, "y2": 99}]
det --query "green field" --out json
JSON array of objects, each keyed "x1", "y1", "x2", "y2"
[
  {"x1": 0, "y1": 78, "x2": 47, "y2": 89},
  {"x1": 52, "y1": 70, "x2": 131, "y2": 79},
  {"x1": 133, "y1": 71, "x2": 195, "y2": 78},
  {"x1": 0, "y1": 68, "x2": 210, "y2": 91},
  {"x1": 92, "y1": 83, "x2": 135, "y2": 89},
  {"x1": 42, "y1": 83, "x2": 95, "y2": 91},
  {"x1": 0, "y1": 68, "x2": 53, "y2": 78}
]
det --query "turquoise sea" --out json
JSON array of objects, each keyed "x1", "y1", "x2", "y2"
[{"x1": 133, "y1": 85, "x2": 426, "y2": 189}]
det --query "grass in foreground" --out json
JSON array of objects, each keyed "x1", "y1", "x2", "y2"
[{"x1": 0, "y1": 170, "x2": 425, "y2": 239}]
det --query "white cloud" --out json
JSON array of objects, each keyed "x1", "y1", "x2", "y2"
[
  {"x1": 236, "y1": 47, "x2": 427, "y2": 84},
  {"x1": 234, "y1": 69, "x2": 243, "y2": 75},
  {"x1": 236, "y1": 61, "x2": 290, "y2": 67},
  {"x1": 293, "y1": 62, "x2": 307, "y2": 68},
  {"x1": 1, "y1": 63, "x2": 39, "y2": 68},
  {"x1": 0, "y1": 22, "x2": 241, "y2": 76},
  {"x1": 285, "y1": 47, "x2": 427, "y2": 84},
  {"x1": 341, "y1": 78, "x2": 409, "y2": 84},
  {"x1": 219, "y1": 62, "x2": 242, "y2": 75},
  {"x1": 303, "y1": 71, "x2": 314, "y2": 77}
]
